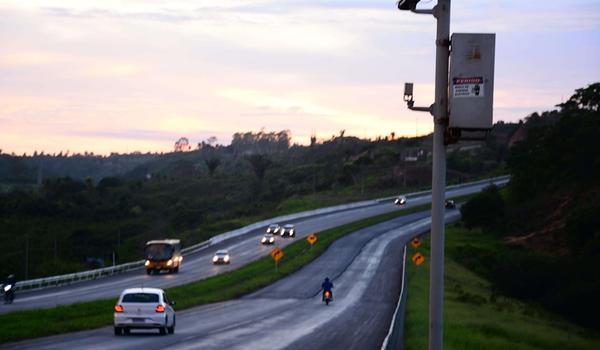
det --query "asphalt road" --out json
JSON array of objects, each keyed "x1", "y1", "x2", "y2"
[
  {"x1": 0, "y1": 179, "x2": 504, "y2": 315},
  {"x1": 2, "y1": 210, "x2": 460, "y2": 350}
]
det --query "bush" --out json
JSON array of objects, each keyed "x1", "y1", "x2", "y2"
[{"x1": 460, "y1": 185, "x2": 505, "y2": 231}]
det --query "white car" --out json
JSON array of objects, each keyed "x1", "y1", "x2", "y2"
[
  {"x1": 114, "y1": 288, "x2": 176, "y2": 336},
  {"x1": 212, "y1": 250, "x2": 231, "y2": 264},
  {"x1": 261, "y1": 233, "x2": 276, "y2": 245},
  {"x1": 394, "y1": 196, "x2": 407, "y2": 206},
  {"x1": 280, "y1": 224, "x2": 296, "y2": 238}
]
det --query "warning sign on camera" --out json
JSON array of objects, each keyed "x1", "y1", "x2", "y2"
[{"x1": 453, "y1": 77, "x2": 484, "y2": 98}]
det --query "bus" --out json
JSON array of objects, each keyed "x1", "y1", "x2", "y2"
[{"x1": 144, "y1": 239, "x2": 183, "y2": 275}]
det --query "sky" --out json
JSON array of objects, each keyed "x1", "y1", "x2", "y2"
[{"x1": 1, "y1": 0, "x2": 599, "y2": 155}]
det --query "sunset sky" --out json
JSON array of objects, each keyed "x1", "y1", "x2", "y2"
[{"x1": 1, "y1": 0, "x2": 599, "y2": 155}]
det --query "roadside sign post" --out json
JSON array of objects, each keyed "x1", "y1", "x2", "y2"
[
  {"x1": 270, "y1": 247, "x2": 284, "y2": 273},
  {"x1": 306, "y1": 233, "x2": 317, "y2": 248}
]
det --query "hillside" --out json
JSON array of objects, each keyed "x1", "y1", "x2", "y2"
[
  {"x1": 0, "y1": 127, "x2": 515, "y2": 280},
  {"x1": 459, "y1": 82, "x2": 600, "y2": 329}
]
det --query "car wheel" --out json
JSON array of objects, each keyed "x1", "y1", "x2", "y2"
[
  {"x1": 146, "y1": 269, "x2": 151, "y2": 275},
  {"x1": 159, "y1": 327, "x2": 167, "y2": 335},
  {"x1": 168, "y1": 317, "x2": 175, "y2": 334},
  {"x1": 123, "y1": 328, "x2": 130, "y2": 335},
  {"x1": 173, "y1": 266, "x2": 179, "y2": 273},
  {"x1": 114, "y1": 327, "x2": 122, "y2": 336}
]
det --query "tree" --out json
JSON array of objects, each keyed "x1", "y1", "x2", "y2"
[
  {"x1": 246, "y1": 154, "x2": 272, "y2": 183},
  {"x1": 557, "y1": 82, "x2": 600, "y2": 112},
  {"x1": 204, "y1": 157, "x2": 221, "y2": 177}
]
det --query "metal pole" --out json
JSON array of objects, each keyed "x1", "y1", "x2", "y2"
[{"x1": 429, "y1": 1, "x2": 450, "y2": 350}]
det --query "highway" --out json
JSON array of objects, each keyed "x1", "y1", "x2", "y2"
[
  {"x1": 2, "y1": 209, "x2": 460, "y2": 350},
  {"x1": 0, "y1": 179, "x2": 503, "y2": 315}
]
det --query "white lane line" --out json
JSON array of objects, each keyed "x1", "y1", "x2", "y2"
[{"x1": 380, "y1": 246, "x2": 407, "y2": 350}]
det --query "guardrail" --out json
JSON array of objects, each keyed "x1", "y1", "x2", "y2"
[{"x1": 14, "y1": 175, "x2": 510, "y2": 292}]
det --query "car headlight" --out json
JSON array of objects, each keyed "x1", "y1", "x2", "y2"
[
  {"x1": 212, "y1": 256, "x2": 218, "y2": 262},
  {"x1": 224, "y1": 255, "x2": 230, "y2": 262},
  {"x1": 261, "y1": 238, "x2": 266, "y2": 243},
  {"x1": 145, "y1": 260, "x2": 150, "y2": 266},
  {"x1": 167, "y1": 259, "x2": 173, "y2": 266},
  {"x1": 3, "y1": 285, "x2": 11, "y2": 292},
  {"x1": 269, "y1": 238, "x2": 274, "y2": 243}
]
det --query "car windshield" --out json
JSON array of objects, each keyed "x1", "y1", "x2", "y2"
[
  {"x1": 264, "y1": 234, "x2": 273, "y2": 237},
  {"x1": 145, "y1": 244, "x2": 174, "y2": 260},
  {"x1": 216, "y1": 251, "x2": 228, "y2": 256},
  {"x1": 122, "y1": 293, "x2": 159, "y2": 303},
  {"x1": 268, "y1": 225, "x2": 278, "y2": 228},
  {"x1": 285, "y1": 225, "x2": 293, "y2": 228}
]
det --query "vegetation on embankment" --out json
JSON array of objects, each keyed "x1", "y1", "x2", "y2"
[
  {"x1": 0, "y1": 123, "x2": 514, "y2": 280},
  {"x1": 455, "y1": 83, "x2": 600, "y2": 330},
  {"x1": 0, "y1": 203, "x2": 431, "y2": 344},
  {"x1": 404, "y1": 224, "x2": 600, "y2": 350}
]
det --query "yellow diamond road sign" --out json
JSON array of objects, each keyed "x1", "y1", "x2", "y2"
[
  {"x1": 270, "y1": 247, "x2": 284, "y2": 262},
  {"x1": 412, "y1": 252, "x2": 425, "y2": 266},
  {"x1": 411, "y1": 238, "x2": 422, "y2": 249},
  {"x1": 307, "y1": 233, "x2": 317, "y2": 245}
]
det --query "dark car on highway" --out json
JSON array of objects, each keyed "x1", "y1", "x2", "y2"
[{"x1": 280, "y1": 224, "x2": 296, "y2": 238}]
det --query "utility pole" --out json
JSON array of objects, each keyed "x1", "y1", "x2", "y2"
[
  {"x1": 430, "y1": 2, "x2": 450, "y2": 350},
  {"x1": 429, "y1": 0, "x2": 450, "y2": 350},
  {"x1": 399, "y1": 2, "x2": 495, "y2": 349},
  {"x1": 398, "y1": 1, "x2": 450, "y2": 349}
]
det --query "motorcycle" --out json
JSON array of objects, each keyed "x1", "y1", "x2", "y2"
[
  {"x1": 323, "y1": 290, "x2": 333, "y2": 305},
  {"x1": 3, "y1": 283, "x2": 15, "y2": 304}
]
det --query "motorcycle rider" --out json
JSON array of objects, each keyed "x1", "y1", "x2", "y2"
[
  {"x1": 321, "y1": 277, "x2": 334, "y2": 301},
  {"x1": 3, "y1": 274, "x2": 16, "y2": 304}
]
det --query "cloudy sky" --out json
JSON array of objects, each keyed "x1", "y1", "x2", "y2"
[{"x1": 1, "y1": 0, "x2": 599, "y2": 155}]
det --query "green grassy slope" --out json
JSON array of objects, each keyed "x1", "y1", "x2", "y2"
[{"x1": 404, "y1": 224, "x2": 600, "y2": 350}]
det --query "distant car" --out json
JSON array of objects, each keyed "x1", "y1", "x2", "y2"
[
  {"x1": 261, "y1": 233, "x2": 275, "y2": 245},
  {"x1": 212, "y1": 250, "x2": 231, "y2": 264},
  {"x1": 280, "y1": 224, "x2": 296, "y2": 238},
  {"x1": 113, "y1": 287, "x2": 176, "y2": 336},
  {"x1": 445, "y1": 199, "x2": 456, "y2": 209},
  {"x1": 395, "y1": 196, "x2": 407, "y2": 206},
  {"x1": 266, "y1": 224, "x2": 280, "y2": 234}
]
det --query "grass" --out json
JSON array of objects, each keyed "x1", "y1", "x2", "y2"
[
  {"x1": 0, "y1": 202, "x2": 435, "y2": 344},
  {"x1": 404, "y1": 224, "x2": 600, "y2": 350}
]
